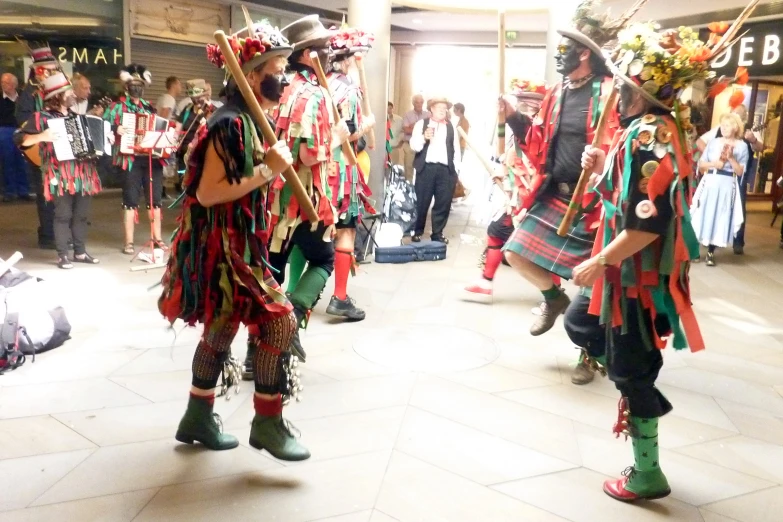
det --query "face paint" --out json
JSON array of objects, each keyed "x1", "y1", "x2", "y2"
[
  {"x1": 618, "y1": 82, "x2": 639, "y2": 118},
  {"x1": 127, "y1": 83, "x2": 144, "y2": 99},
  {"x1": 260, "y1": 73, "x2": 288, "y2": 103},
  {"x1": 555, "y1": 38, "x2": 582, "y2": 76}
]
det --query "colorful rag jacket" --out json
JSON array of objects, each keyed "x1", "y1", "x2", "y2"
[
  {"x1": 500, "y1": 132, "x2": 538, "y2": 218},
  {"x1": 16, "y1": 109, "x2": 102, "y2": 201},
  {"x1": 158, "y1": 103, "x2": 291, "y2": 328},
  {"x1": 103, "y1": 96, "x2": 156, "y2": 171},
  {"x1": 327, "y1": 71, "x2": 375, "y2": 224},
  {"x1": 521, "y1": 77, "x2": 620, "y2": 229},
  {"x1": 587, "y1": 111, "x2": 704, "y2": 353},
  {"x1": 271, "y1": 68, "x2": 337, "y2": 252}
]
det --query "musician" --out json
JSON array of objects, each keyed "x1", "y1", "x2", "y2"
[
  {"x1": 244, "y1": 15, "x2": 349, "y2": 374},
  {"x1": 159, "y1": 20, "x2": 309, "y2": 461},
  {"x1": 175, "y1": 79, "x2": 215, "y2": 175},
  {"x1": 70, "y1": 73, "x2": 91, "y2": 116},
  {"x1": 14, "y1": 72, "x2": 102, "y2": 269},
  {"x1": 499, "y1": 3, "x2": 620, "y2": 343},
  {"x1": 104, "y1": 64, "x2": 165, "y2": 255},
  {"x1": 16, "y1": 42, "x2": 61, "y2": 248}
]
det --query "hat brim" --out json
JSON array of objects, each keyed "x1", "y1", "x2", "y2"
[
  {"x1": 428, "y1": 99, "x2": 452, "y2": 109},
  {"x1": 556, "y1": 29, "x2": 607, "y2": 60},
  {"x1": 513, "y1": 92, "x2": 545, "y2": 102},
  {"x1": 44, "y1": 84, "x2": 72, "y2": 101},
  {"x1": 30, "y1": 59, "x2": 59, "y2": 68},
  {"x1": 291, "y1": 29, "x2": 336, "y2": 52},
  {"x1": 240, "y1": 47, "x2": 294, "y2": 74},
  {"x1": 609, "y1": 63, "x2": 672, "y2": 112}
]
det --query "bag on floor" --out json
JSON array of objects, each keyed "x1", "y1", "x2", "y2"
[
  {"x1": 384, "y1": 165, "x2": 417, "y2": 235},
  {"x1": 412, "y1": 240, "x2": 447, "y2": 261},
  {"x1": 0, "y1": 268, "x2": 71, "y2": 372},
  {"x1": 374, "y1": 244, "x2": 417, "y2": 264}
]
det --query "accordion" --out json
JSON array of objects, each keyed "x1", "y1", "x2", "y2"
[
  {"x1": 48, "y1": 114, "x2": 110, "y2": 163},
  {"x1": 120, "y1": 113, "x2": 177, "y2": 158}
]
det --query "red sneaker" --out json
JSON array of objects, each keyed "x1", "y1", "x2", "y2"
[
  {"x1": 463, "y1": 282, "x2": 492, "y2": 303},
  {"x1": 603, "y1": 468, "x2": 671, "y2": 502}
]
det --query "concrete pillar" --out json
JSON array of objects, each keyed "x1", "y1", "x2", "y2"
[
  {"x1": 348, "y1": 0, "x2": 392, "y2": 203},
  {"x1": 545, "y1": 2, "x2": 581, "y2": 86}
]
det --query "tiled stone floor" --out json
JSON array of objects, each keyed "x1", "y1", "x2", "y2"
[{"x1": 0, "y1": 190, "x2": 782, "y2": 522}]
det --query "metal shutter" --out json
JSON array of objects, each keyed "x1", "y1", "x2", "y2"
[{"x1": 129, "y1": 38, "x2": 226, "y2": 108}]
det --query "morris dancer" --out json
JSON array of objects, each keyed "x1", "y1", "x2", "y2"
[
  {"x1": 244, "y1": 15, "x2": 350, "y2": 377},
  {"x1": 572, "y1": 11, "x2": 756, "y2": 497},
  {"x1": 463, "y1": 79, "x2": 547, "y2": 302},
  {"x1": 15, "y1": 72, "x2": 102, "y2": 269},
  {"x1": 159, "y1": 20, "x2": 310, "y2": 461},
  {"x1": 500, "y1": 1, "x2": 627, "y2": 341},
  {"x1": 104, "y1": 64, "x2": 165, "y2": 254}
]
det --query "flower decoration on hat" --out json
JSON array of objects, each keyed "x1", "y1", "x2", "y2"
[
  {"x1": 329, "y1": 26, "x2": 374, "y2": 55},
  {"x1": 509, "y1": 79, "x2": 547, "y2": 98},
  {"x1": 206, "y1": 20, "x2": 291, "y2": 73}
]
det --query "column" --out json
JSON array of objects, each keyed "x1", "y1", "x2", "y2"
[
  {"x1": 348, "y1": 0, "x2": 392, "y2": 202},
  {"x1": 545, "y1": 1, "x2": 581, "y2": 86}
]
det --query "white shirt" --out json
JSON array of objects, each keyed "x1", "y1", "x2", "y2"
[
  {"x1": 174, "y1": 97, "x2": 192, "y2": 117},
  {"x1": 157, "y1": 93, "x2": 176, "y2": 113},
  {"x1": 388, "y1": 113, "x2": 403, "y2": 148},
  {"x1": 73, "y1": 99, "x2": 88, "y2": 115},
  {"x1": 409, "y1": 118, "x2": 462, "y2": 174},
  {"x1": 2, "y1": 91, "x2": 18, "y2": 102}
]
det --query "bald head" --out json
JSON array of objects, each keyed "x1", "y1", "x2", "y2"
[{"x1": 1, "y1": 73, "x2": 18, "y2": 97}]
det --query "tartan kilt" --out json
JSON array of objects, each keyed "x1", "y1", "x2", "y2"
[{"x1": 502, "y1": 195, "x2": 596, "y2": 279}]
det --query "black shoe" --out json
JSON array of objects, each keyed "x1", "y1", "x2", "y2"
[
  {"x1": 326, "y1": 295, "x2": 366, "y2": 321},
  {"x1": 431, "y1": 235, "x2": 449, "y2": 244},
  {"x1": 412, "y1": 235, "x2": 422, "y2": 243},
  {"x1": 290, "y1": 307, "x2": 307, "y2": 362},
  {"x1": 733, "y1": 245, "x2": 744, "y2": 255},
  {"x1": 57, "y1": 256, "x2": 73, "y2": 269},
  {"x1": 38, "y1": 240, "x2": 56, "y2": 250},
  {"x1": 18, "y1": 194, "x2": 34, "y2": 202}
]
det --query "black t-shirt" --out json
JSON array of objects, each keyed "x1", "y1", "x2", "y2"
[
  {"x1": 622, "y1": 147, "x2": 674, "y2": 236},
  {"x1": 550, "y1": 82, "x2": 592, "y2": 183}
]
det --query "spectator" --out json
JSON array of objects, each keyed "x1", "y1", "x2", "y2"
[
  {"x1": 71, "y1": 73, "x2": 91, "y2": 115},
  {"x1": 453, "y1": 102, "x2": 470, "y2": 157},
  {"x1": 409, "y1": 95, "x2": 461, "y2": 244},
  {"x1": 401, "y1": 94, "x2": 429, "y2": 181},
  {"x1": 1, "y1": 73, "x2": 29, "y2": 202},
  {"x1": 206, "y1": 82, "x2": 223, "y2": 108},
  {"x1": 387, "y1": 101, "x2": 403, "y2": 161},
  {"x1": 156, "y1": 76, "x2": 181, "y2": 119}
]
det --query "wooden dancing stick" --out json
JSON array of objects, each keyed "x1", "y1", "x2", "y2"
[
  {"x1": 309, "y1": 51, "x2": 358, "y2": 166},
  {"x1": 556, "y1": 83, "x2": 618, "y2": 237},
  {"x1": 354, "y1": 53, "x2": 376, "y2": 150},
  {"x1": 496, "y1": 10, "x2": 507, "y2": 158},
  {"x1": 213, "y1": 30, "x2": 319, "y2": 224}
]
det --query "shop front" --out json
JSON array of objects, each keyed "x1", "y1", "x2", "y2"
[{"x1": 707, "y1": 18, "x2": 783, "y2": 206}]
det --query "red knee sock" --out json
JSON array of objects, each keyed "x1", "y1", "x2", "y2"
[
  {"x1": 333, "y1": 249, "x2": 352, "y2": 300},
  {"x1": 254, "y1": 393, "x2": 283, "y2": 416},
  {"x1": 483, "y1": 236, "x2": 505, "y2": 281},
  {"x1": 551, "y1": 275, "x2": 562, "y2": 287},
  {"x1": 190, "y1": 392, "x2": 215, "y2": 406}
]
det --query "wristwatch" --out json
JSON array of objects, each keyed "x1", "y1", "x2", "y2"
[{"x1": 597, "y1": 253, "x2": 608, "y2": 267}]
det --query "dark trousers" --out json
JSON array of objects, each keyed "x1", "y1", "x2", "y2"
[
  {"x1": 0, "y1": 126, "x2": 28, "y2": 197},
  {"x1": 414, "y1": 163, "x2": 456, "y2": 238},
  {"x1": 28, "y1": 161, "x2": 55, "y2": 244},
  {"x1": 734, "y1": 181, "x2": 748, "y2": 248},
  {"x1": 54, "y1": 193, "x2": 91, "y2": 257},
  {"x1": 268, "y1": 221, "x2": 336, "y2": 286},
  {"x1": 607, "y1": 300, "x2": 673, "y2": 419},
  {"x1": 564, "y1": 294, "x2": 606, "y2": 359}
]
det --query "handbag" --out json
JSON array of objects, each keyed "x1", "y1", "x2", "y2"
[{"x1": 453, "y1": 179, "x2": 466, "y2": 199}]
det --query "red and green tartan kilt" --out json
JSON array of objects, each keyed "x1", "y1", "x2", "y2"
[{"x1": 502, "y1": 195, "x2": 596, "y2": 280}]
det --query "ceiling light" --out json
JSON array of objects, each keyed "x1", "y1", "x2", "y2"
[{"x1": 412, "y1": 18, "x2": 423, "y2": 24}]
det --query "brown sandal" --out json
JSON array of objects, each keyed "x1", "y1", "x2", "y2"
[{"x1": 122, "y1": 243, "x2": 134, "y2": 255}]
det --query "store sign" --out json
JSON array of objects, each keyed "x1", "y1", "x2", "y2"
[
  {"x1": 708, "y1": 20, "x2": 783, "y2": 77},
  {"x1": 56, "y1": 46, "x2": 124, "y2": 66}
]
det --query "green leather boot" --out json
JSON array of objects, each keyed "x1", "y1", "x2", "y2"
[
  {"x1": 175, "y1": 396, "x2": 239, "y2": 451},
  {"x1": 249, "y1": 414, "x2": 311, "y2": 461}
]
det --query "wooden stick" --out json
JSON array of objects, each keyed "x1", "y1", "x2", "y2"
[
  {"x1": 497, "y1": 10, "x2": 506, "y2": 158},
  {"x1": 556, "y1": 83, "x2": 618, "y2": 237},
  {"x1": 213, "y1": 31, "x2": 319, "y2": 224},
  {"x1": 309, "y1": 51, "x2": 358, "y2": 166},
  {"x1": 354, "y1": 53, "x2": 376, "y2": 150}
]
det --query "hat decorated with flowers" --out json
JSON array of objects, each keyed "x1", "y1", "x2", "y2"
[
  {"x1": 329, "y1": 26, "x2": 374, "y2": 56},
  {"x1": 42, "y1": 72, "x2": 72, "y2": 100},
  {"x1": 206, "y1": 20, "x2": 293, "y2": 75},
  {"x1": 186, "y1": 79, "x2": 208, "y2": 98},
  {"x1": 557, "y1": 0, "x2": 650, "y2": 58},
  {"x1": 509, "y1": 79, "x2": 547, "y2": 102},
  {"x1": 611, "y1": 0, "x2": 760, "y2": 111}
]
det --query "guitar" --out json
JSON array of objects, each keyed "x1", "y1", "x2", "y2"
[{"x1": 20, "y1": 96, "x2": 113, "y2": 167}]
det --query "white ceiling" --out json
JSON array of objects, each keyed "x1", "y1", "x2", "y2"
[{"x1": 282, "y1": 0, "x2": 783, "y2": 32}]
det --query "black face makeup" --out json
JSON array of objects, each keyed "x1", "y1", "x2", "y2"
[
  {"x1": 260, "y1": 73, "x2": 289, "y2": 103},
  {"x1": 618, "y1": 81, "x2": 639, "y2": 118},
  {"x1": 555, "y1": 37, "x2": 583, "y2": 76},
  {"x1": 127, "y1": 83, "x2": 144, "y2": 99}
]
